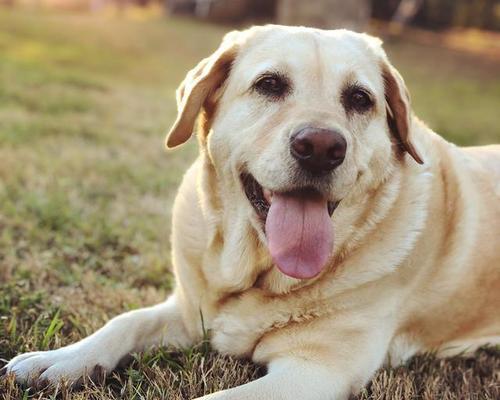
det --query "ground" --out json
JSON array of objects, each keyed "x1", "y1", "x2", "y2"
[{"x1": 0, "y1": 8, "x2": 499, "y2": 400}]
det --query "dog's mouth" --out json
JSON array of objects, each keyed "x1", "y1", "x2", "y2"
[
  {"x1": 241, "y1": 173, "x2": 339, "y2": 280},
  {"x1": 241, "y1": 173, "x2": 338, "y2": 220}
]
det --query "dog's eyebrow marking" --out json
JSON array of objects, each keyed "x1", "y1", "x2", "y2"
[
  {"x1": 246, "y1": 60, "x2": 288, "y2": 88},
  {"x1": 342, "y1": 70, "x2": 377, "y2": 95},
  {"x1": 251, "y1": 61, "x2": 288, "y2": 79},
  {"x1": 343, "y1": 71, "x2": 357, "y2": 85}
]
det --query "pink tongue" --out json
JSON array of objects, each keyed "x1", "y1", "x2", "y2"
[{"x1": 265, "y1": 192, "x2": 333, "y2": 279}]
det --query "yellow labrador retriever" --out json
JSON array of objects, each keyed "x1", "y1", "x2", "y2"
[{"x1": 6, "y1": 25, "x2": 500, "y2": 399}]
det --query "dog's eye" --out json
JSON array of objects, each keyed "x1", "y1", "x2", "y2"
[
  {"x1": 254, "y1": 74, "x2": 289, "y2": 98},
  {"x1": 342, "y1": 86, "x2": 374, "y2": 113},
  {"x1": 351, "y1": 90, "x2": 371, "y2": 109}
]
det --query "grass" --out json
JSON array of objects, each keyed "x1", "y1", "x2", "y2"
[{"x1": 0, "y1": 7, "x2": 499, "y2": 400}]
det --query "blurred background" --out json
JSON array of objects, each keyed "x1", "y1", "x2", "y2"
[{"x1": 0, "y1": 1, "x2": 499, "y2": 398}]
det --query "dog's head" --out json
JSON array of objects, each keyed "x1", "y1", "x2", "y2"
[{"x1": 167, "y1": 26, "x2": 423, "y2": 281}]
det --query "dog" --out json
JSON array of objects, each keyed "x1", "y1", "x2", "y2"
[{"x1": 5, "y1": 25, "x2": 500, "y2": 399}]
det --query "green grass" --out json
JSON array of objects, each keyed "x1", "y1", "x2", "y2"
[{"x1": 0, "y1": 8, "x2": 499, "y2": 400}]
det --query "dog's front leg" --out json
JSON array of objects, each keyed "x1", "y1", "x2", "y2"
[
  {"x1": 196, "y1": 357, "x2": 345, "y2": 400},
  {"x1": 4, "y1": 294, "x2": 192, "y2": 386},
  {"x1": 196, "y1": 355, "x2": 382, "y2": 400},
  {"x1": 199, "y1": 317, "x2": 391, "y2": 400}
]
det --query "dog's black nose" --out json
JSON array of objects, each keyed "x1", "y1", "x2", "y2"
[{"x1": 290, "y1": 127, "x2": 347, "y2": 175}]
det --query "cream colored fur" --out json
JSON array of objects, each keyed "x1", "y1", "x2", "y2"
[{"x1": 6, "y1": 25, "x2": 500, "y2": 400}]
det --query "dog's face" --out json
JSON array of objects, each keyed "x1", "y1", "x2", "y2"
[{"x1": 167, "y1": 26, "x2": 422, "y2": 280}]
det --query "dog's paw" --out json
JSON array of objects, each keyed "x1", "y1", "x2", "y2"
[
  {"x1": 4, "y1": 344, "x2": 112, "y2": 387},
  {"x1": 211, "y1": 314, "x2": 259, "y2": 357},
  {"x1": 211, "y1": 294, "x2": 267, "y2": 357}
]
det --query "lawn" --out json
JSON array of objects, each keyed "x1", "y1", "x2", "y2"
[{"x1": 0, "y1": 8, "x2": 499, "y2": 400}]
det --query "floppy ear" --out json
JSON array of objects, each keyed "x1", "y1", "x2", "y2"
[
  {"x1": 165, "y1": 36, "x2": 239, "y2": 149},
  {"x1": 382, "y1": 62, "x2": 424, "y2": 165}
]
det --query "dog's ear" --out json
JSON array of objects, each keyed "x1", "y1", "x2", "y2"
[
  {"x1": 382, "y1": 62, "x2": 424, "y2": 165},
  {"x1": 166, "y1": 33, "x2": 239, "y2": 149}
]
